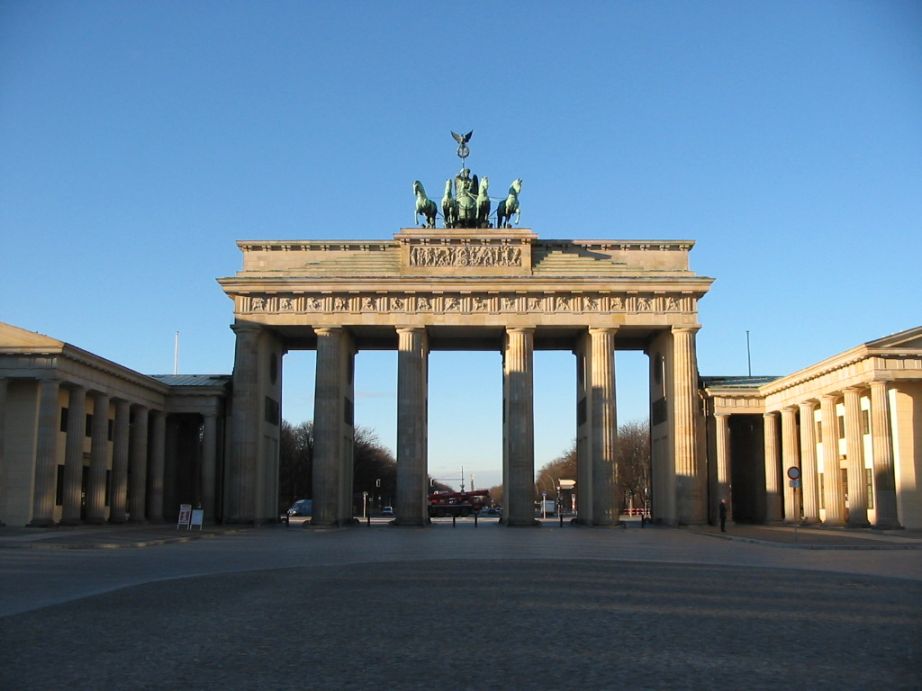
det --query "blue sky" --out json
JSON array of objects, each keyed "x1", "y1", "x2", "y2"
[{"x1": 2, "y1": 1, "x2": 920, "y2": 490}]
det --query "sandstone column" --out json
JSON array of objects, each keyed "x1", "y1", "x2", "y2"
[
  {"x1": 312, "y1": 327, "x2": 355, "y2": 526},
  {"x1": 843, "y1": 387, "x2": 869, "y2": 527},
  {"x1": 86, "y1": 392, "x2": 110, "y2": 524},
  {"x1": 61, "y1": 385, "x2": 86, "y2": 524},
  {"x1": 396, "y1": 327, "x2": 429, "y2": 526},
  {"x1": 30, "y1": 378, "x2": 61, "y2": 526},
  {"x1": 0, "y1": 378, "x2": 6, "y2": 526},
  {"x1": 763, "y1": 412, "x2": 782, "y2": 522},
  {"x1": 504, "y1": 327, "x2": 536, "y2": 526},
  {"x1": 820, "y1": 394, "x2": 845, "y2": 525},
  {"x1": 798, "y1": 401, "x2": 820, "y2": 523},
  {"x1": 226, "y1": 322, "x2": 262, "y2": 523},
  {"x1": 589, "y1": 327, "x2": 618, "y2": 525},
  {"x1": 128, "y1": 405, "x2": 149, "y2": 521},
  {"x1": 146, "y1": 410, "x2": 166, "y2": 522},
  {"x1": 573, "y1": 337, "x2": 592, "y2": 524},
  {"x1": 202, "y1": 412, "x2": 218, "y2": 524},
  {"x1": 109, "y1": 399, "x2": 131, "y2": 522},
  {"x1": 673, "y1": 327, "x2": 704, "y2": 524},
  {"x1": 715, "y1": 413, "x2": 732, "y2": 520},
  {"x1": 781, "y1": 407, "x2": 799, "y2": 523},
  {"x1": 869, "y1": 380, "x2": 899, "y2": 527}
]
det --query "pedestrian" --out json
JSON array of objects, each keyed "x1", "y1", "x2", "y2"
[{"x1": 719, "y1": 499, "x2": 727, "y2": 532}]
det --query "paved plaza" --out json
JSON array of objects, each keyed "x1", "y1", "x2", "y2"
[{"x1": 1, "y1": 522, "x2": 920, "y2": 690}]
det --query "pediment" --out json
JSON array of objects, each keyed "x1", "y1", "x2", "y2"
[
  {"x1": 0, "y1": 322, "x2": 65, "y2": 351},
  {"x1": 866, "y1": 326, "x2": 922, "y2": 352}
]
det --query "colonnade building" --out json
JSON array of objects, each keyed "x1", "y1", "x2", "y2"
[{"x1": 1, "y1": 228, "x2": 920, "y2": 529}]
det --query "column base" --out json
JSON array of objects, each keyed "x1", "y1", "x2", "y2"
[
  {"x1": 504, "y1": 518, "x2": 541, "y2": 527},
  {"x1": 28, "y1": 518, "x2": 55, "y2": 527}
]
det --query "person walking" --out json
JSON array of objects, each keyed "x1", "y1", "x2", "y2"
[{"x1": 719, "y1": 499, "x2": 728, "y2": 532}]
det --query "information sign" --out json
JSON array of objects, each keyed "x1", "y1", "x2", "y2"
[
  {"x1": 190, "y1": 509, "x2": 204, "y2": 529},
  {"x1": 177, "y1": 504, "x2": 193, "y2": 529}
]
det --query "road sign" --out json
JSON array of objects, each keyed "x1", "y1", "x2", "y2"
[{"x1": 787, "y1": 466, "x2": 801, "y2": 480}]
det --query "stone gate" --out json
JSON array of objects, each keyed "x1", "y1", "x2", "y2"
[{"x1": 218, "y1": 228, "x2": 714, "y2": 526}]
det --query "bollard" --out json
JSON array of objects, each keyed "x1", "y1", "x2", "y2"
[
  {"x1": 452, "y1": 515, "x2": 456, "y2": 528},
  {"x1": 367, "y1": 514, "x2": 371, "y2": 527},
  {"x1": 474, "y1": 512, "x2": 478, "y2": 528}
]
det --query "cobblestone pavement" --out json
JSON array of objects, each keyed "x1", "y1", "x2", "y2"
[{"x1": 1, "y1": 523, "x2": 920, "y2": 689}]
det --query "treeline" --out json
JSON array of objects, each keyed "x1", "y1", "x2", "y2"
[
  {"x1": 279, "y1": 421, "x2": 450, "y2": 513},
  {"x1": 490, "y1": 420, "x2": 651, "y2": 510}
]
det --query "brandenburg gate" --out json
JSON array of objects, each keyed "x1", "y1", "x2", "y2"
[{"x1": 218, "y1": 227, "x2": 713, "y2": 527}]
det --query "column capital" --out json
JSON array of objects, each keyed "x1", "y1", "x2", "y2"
[
  {"x1": 820, "y1": 392, "x2": 839, "y2": 403},
  {"x1": 588, "y1": 326, "x2": 619, "y2": 336},
  {"x1": 671, "y1": 325, "x2": 701, "y2": 335},
  {"x1": 763, "y1": 411, "x2": 777, "y2": 420},
  {"x1": 798, "y1": 399, "x2": 818, "y2": 411},
  {"x1": 843, "y1": 386, "x2": 863, "y2": 396},
  {"x1": 314, "y1": 326, "x2": 343, "y2": 337},
  {"x1": 506, "y1": 326, "x2": 535, "y2": 335},
  {"x1": 395, "y1": 325, "x2": 427, "y2": 335},
  {"x1": 230, "y1": 321, "x2": 263, "y2": 335}
]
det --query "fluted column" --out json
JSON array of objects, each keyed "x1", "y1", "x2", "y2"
[
  {"x1": 798, "y1": 401, "x2": 820, "y2": 523},
  {"x1": 146, "y1": 410, "x2": 166, "y2": 522},
  {"x1": 589, "y1": 327, "x2": 618, "y2": 525},
  {"x1": 313, "y1": 327, "x2": 353, "y2": 526},
  {"x1": 109, "y1": 399, "x2": 131, "y2": 522},
  {"x1": 0, "y1": 378, "x2": 7, "y2": 526},
  {"x1": 715, "y1": 413, "x2": 731, "y2": 521},
  {"x1": 61, "y1": 385, "x2": 86, "y2": 524},
  {"x1": 781, "y1": 407, "x2": 799, "y2": 523},
  {"x1": 226, "y1": 322, "x2": 261, "y2": 523},
  {"x1": 504, "y1": 327, "x2": 535, "y2": 526},
  {"x1": 128, "y1": 405, "x2": 149, "y2": 521},
  {"x1": 30, "y1": 379, "x2": 61, "y2": 526},
  {"x1": 869, "y1": 380, "x2": 899, "y2": 527},
  {"x1": 820, "y1": 394, "x2": 845, "y2": 525},
  {"x1": 86, "y1": 392, "x2": 110, "y2": 523},
  {"x1": 396, "y1": 327, "x2": 429, "y2": 526},
  {"x1": 673, "y1": 327, "x2": 704, "y2": 524},
  {"x1": 763, "y1": 412, "x2": 782, "y2": 522},
  {"x1": 843, "y1": 387, "x2": 869, "y2": 527},
  {"x1": 202, "y1": 413, "x2": 218, "y2": 523}
]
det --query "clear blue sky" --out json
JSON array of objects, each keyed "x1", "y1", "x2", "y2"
[{"x1": 2, "y1": 1, "x2": 920, "y2": 490}]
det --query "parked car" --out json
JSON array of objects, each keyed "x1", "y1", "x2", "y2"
[
  {"x1": 381, "y1": 506, "x2": 394, "y2": 516},
  {"x1": 284, "y1": 499, "x2": 312, "y2": 519}
]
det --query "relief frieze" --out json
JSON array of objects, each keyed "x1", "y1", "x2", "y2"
[
  {"x1": 409, "y1": 244, "x2": 522, "y2": 268},
  {"x1": 243, "y1": 292, "x2": 695, "y2": 315}
]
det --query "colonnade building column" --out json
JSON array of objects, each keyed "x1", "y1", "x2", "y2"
[
  {"x1": 312, "y1": 327, "x2": 355, "y2": 526},
  {"x1": 202, "y1": 412, "x2": 218, "y2": 524},
  {"x1": 226, "y1": 323, "x2": 262, "y2": 523},
  {"x1": 844, "y1": 387, "x2": 870, "y2": 527},
  {"x1": 109, "y1": 399, "x2": 131, "y2": 523},
  {"x1": 147, "y1": 411, "x2": 166, "y2": 522},
  {"x1": 763, "y1": 412, "x2": 782, "y2": 522},
  {"x1": 869, "y1": 380, "x2": 899, "y2": 527},
  {"x1": 61, "y1": 384, "x2": 86, "y2": 524},
  {"x1": 798, "y1": 401, "x2": 820, "y2": 523},
  {"x1": 128, "y1": 405, "x2": 149, "y2": 521},
  {"x1": 589, "y1": 327, "x2": 618, "y2": 526},
  {"x1": 86, "y1": 392, "x2": 110, "y2": 524},
  {"x1": 503, "y1": 327, "x2": 536, "y2": 526},
  {"x1": 30, "y1": 378, "x2": 61, "y2": 526},
  {"x1": 0, "y1": 378, "x2": 6, "y2": 526},
  {"x1": 820, "y1": 394, "x2": 845, "y2": 525},
  {"x1": 781, "y1": 407, "x2": 799, "y2": 523},
  {"x1": 395, "y1": 327, "x2": 429, "y2": 526},
  {"x1": 714, "y1": 413, "x2": 731, "y2": 521},
  {"x1": 673, "y1": 326, "x2": 704, "y2": 524}
]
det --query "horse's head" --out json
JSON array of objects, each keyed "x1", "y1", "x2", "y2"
[
  {"x1": 444, "y1": 179, "x2": 453, "y2": 196},
  {"x1": 480, "y1": 176, "x2": 489, "y2": 193},
  {"x1": 413, "y1": 180, "x2": 424, "y2": 196},
  {"x1": 510, "y1": 178, "x2": 522, "y2": 194}
]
